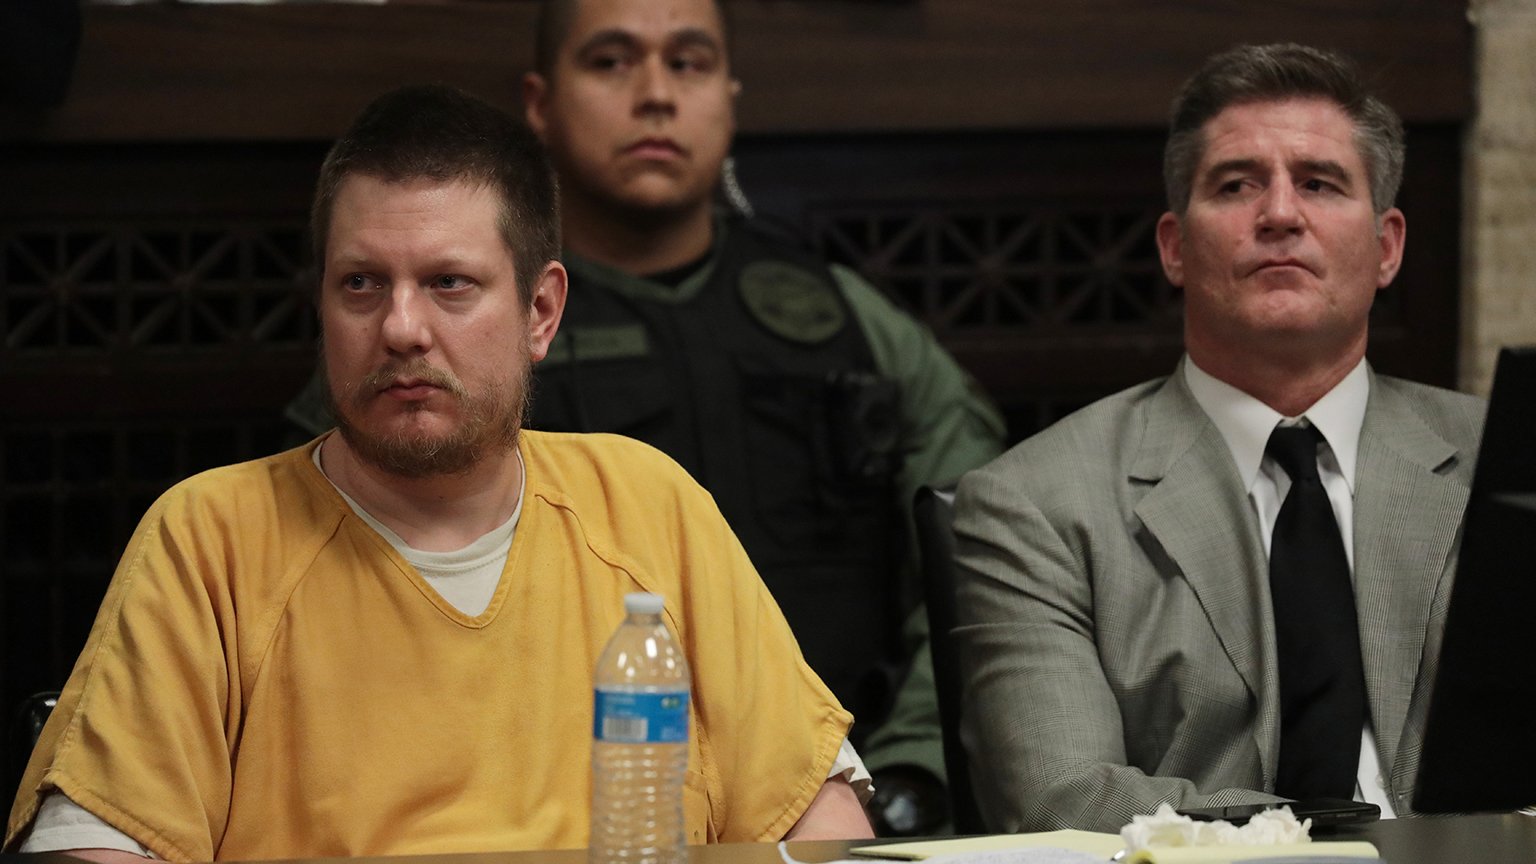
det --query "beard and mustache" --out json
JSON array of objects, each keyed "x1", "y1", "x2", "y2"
[{"x1": 324, "y1": 348, "x2": 532, "y2": 479}]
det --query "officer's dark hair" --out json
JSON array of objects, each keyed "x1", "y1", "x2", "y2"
[
  {"x1": 1163, "y1": 43, "x2": 1405, "y2": 217},
  {"x1": 532, "y1": 0, "x2": 732, "y2": 79},
  {"x1": 311, "y1": 84, "x2": 561, "y2": 305}
]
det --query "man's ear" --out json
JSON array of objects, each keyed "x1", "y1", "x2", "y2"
[
  {"x1": 526, "y1": 260, "x2": 568, "y2": 363},
  {"x1": 1375, "y1": 207, "x2": 1407, "y2": 289},
  {"x1": 1155, "y1": 211, "x2": 1186, "y2": 287},
  {"x1": 522, "y1": 72, "x2": 550, "y2": 141}
]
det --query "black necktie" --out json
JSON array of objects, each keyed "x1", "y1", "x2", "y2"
[{"x1": 1266, "y1": 424, "x2": 1366, "y2": 800}]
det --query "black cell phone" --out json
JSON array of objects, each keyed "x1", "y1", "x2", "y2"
[{"x1": 1175, "y1": 798, "x2": 1381, "y2": 827}]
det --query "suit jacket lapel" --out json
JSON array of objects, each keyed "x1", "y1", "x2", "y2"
[
  {"x1": 1131, "y1": 370, "x2": 1280, "y2": 784},
  {"x1": 1352, "y1": 372, "x2": 1468, "y2": 791}
]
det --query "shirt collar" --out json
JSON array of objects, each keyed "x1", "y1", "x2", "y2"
[
  {"x1": 312, "y1": 436, "x2": 527, "y2": 555},
  {"x1": 560, "y1": 211, "x2": 727, "y2": 304},
  {"x1": 1183, "y1": 355, "x2": 1370, "y2": 493}
]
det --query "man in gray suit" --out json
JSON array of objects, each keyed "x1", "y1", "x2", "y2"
[{"x1": 953, "y1": 43, "x2": 1486, "y2": 833}]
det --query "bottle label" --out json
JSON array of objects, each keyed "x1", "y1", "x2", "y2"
[{"x1": 593, "y1": 690, "x2": 690, "y2": 743}]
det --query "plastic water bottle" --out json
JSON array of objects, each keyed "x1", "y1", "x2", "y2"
[{"x1": 590, "y1": 592, "x2": 691, "y2": 864}]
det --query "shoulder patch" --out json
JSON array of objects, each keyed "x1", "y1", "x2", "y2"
[{"x1": 738, "y1": 260, "x2": 847, "y2": 344}]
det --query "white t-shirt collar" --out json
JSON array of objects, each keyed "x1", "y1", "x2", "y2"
[{"x1": 312, "y1": 438, "x2": 526, "y2": 559}]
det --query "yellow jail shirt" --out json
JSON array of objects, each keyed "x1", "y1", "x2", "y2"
[{"x1": 6, "y1": 431, "x2": 851, "y2": 861}]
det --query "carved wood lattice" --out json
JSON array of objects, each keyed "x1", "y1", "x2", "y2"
[
  {"x1": 2, "y1": 224, "x2": 314, "y2": 353},
  {"x1": 811, "y1": 203, "x2": 1180, "y2": 332}
]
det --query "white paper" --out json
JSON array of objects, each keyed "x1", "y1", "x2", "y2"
[{"x1": 781, "y1": 845, "x2": 1105, "y2": 864}]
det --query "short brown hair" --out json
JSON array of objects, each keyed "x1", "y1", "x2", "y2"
[
  {"x1": 311, "y1": 84, "x2": 561, "y2": 304},
  {"x1": 1163, "y1": 43, "x2": 1405, "y2": 216}
]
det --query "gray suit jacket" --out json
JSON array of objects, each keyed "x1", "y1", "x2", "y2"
[{"x1": 953, "y1": 363, "x2": 1485, "y2": 832}]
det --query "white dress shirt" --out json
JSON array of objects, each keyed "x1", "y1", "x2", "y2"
[{"x1": 1183, "y1": 357, "x2": 1396, "y2": 817}]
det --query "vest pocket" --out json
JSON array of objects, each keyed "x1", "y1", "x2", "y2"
[{"x1": 737, "y1": 364, "x2": 899, "y2": 551}]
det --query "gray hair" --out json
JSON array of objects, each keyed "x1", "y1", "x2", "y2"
[{"x1": 1163, "y1": 43, "x2": 1405, "y2": 216}]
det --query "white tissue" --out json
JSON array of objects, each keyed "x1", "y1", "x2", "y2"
[{"x1": 1120, "y1": 803, "x2": 1312, "y2": 852}]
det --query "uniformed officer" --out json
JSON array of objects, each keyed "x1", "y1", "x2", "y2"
[{"x1": 520, "y1": 0, "x2": 1005, "y2": 835}]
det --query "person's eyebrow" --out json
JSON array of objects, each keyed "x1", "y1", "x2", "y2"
[
  {"x1": 1202, "y1": 157, "x2": 1358, "y2": 188},
  {"x1": 1201, "y1": 158, "x2": 1264, "y2": 184},
  {"x1": 667, "y1": 28, "x2": 723, "y2": 53},
  {"x1": 1293, "y1": 158, "x2": 1356, "y2": 187},
  {"x1": 574, "y1": 29, "x2": 642, "y2": 57}
]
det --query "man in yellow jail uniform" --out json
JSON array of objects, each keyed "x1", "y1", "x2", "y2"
[{"x1": 6, "y1": 84, "x2": 874, "y2": 863}]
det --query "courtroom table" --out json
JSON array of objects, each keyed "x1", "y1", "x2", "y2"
[
  {"x1": 1325, "y1": 812, "x2": 1536, "y2": 862},
  {"x1": 9, "y1": 815, "x2": 1536, "y2": 863}
]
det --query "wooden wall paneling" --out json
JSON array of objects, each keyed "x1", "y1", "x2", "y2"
[
  {"x1": 728, "y1": 0, "x2": 1472, "y2": 131},
  {"x1": 0, "y1": 0, "x2": 1471, "y2": 142}
]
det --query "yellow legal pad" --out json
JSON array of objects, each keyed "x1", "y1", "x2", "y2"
[
  {"x1": 851, "y1": 832, "x2": 1380, "y2": 862},
  {"x1": 850, "y1": 830, "x2": 1123, "y2": 859}
]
